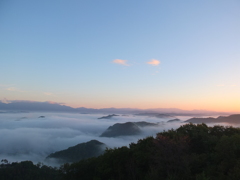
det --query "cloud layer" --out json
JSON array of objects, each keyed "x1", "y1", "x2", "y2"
[
  {"x1": 0, "y1": 111, "x2": 232, "y2": 167},
  {"x1": 0, "y1": 112, "x2": 186, "y2": 166}
]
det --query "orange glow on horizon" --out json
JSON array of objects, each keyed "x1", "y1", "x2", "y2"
[{"x1": 67, "y1": 102, "x2": 240, "y2": 113}]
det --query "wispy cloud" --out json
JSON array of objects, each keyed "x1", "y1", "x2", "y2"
[
  {"x1": 112, "y1": 59, "x2": 129, "y2": 66},
  {"x1": 147, "y1": 59, "x2": 160, "y2": 66},
  {"x1": 6, "y1": 87, "x2": 18, "y2": 91},
  {"x1": 6, "y1": 87, "x2": 26, "y2": 92},
  {"x1": 8, "y1": 100, "x2": 63, "y2": 105},
  {"x1": 46, "y1": 101, "x2": 65, "y2": 105},
  {"x1": 1, "y1": 98, "x2": 11, "y2": 104},
  {"x1": 44, "y1": 92, "x2": 53, "y2": 96}
]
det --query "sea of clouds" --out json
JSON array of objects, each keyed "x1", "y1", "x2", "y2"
[{"x1": 0, "y1": 112, "x2": 233, "y2": 166}]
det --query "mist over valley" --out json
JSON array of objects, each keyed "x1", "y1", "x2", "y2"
[{"x1": 0, "y1": 109, "x2": 239, "y2": 166}]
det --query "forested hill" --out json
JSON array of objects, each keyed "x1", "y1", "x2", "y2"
[
  {"x1": 61, "y1": 123, "x2": 240, "y2": 180},
  {"x1": 46, "y1": 140, "x2": 105, "y2": 163},
  {"x1": 2, "y1": 123, "x2": 240, "y2": 180}
]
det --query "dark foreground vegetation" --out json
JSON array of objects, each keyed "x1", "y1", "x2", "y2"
[
  {"x1": 2, "y1": 123, "x2": 240, "y2": 180},
  {"x1": 0, "y1": 160, "x2": 61, "y2": 180}
]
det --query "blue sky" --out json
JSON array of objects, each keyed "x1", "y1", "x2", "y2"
[{"x1": 0, "y1": 0, "x2": 239, "y2": 112}]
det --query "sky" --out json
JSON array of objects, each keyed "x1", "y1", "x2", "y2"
[{"x1": 0, "y1": 0, "x2": 240, "y2": 112}]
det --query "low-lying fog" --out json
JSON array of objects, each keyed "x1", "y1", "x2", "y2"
[{"x1": 0, "y1": 112, "x2": 236, "y2": 166}]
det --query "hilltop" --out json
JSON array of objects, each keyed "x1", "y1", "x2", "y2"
[{"x1": 46, "y1": 140, "x2": 106, "y2": 163}]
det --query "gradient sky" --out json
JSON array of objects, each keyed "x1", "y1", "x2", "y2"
[{"x1": 0, "y1": 0, "x2": 240, "y2": 112}]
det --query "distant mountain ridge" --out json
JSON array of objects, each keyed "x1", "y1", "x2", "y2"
[
  {"x1": 135, "y1": 113, "x2": 175, "y2": 119},
  {"x1": 0, "y1": 100, "x2": 234, "y2": 115},
  {"x1": 185, "y1": 114, "x2": 240, "y2": 124}
]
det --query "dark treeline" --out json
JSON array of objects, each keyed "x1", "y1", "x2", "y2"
[
  {"x1": 0, "y1": 160, "x2": 60, "y2": 180},
  {"x1": 1, "y1": 123, "x2": 240, "y2": 180}
]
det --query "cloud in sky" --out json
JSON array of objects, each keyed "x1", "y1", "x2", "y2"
[
  {"x1": 44, "y1": 92, "x2": 53, "y2": 96},
  {"x1": 46, "y1": 101, "x2": 65, "y2": 105},
  {"x1": 7, "y1": 87, "x2": 18, "y2": 91},
  {"x1": 1, "y1": 98, "x2": 10, "y2": 104},
  {"x1": 112, "y1": 59, "x2": 129, "y2": 66},
  {"x1": 147, "y1": 59, "x2": 160, "y2": 66},
  {"x1": 10, "y1": 100, "x2": 64, "y2": 105},
  {"x1": 6, "y1": 87, "x2": 26, "y2": 93}
]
